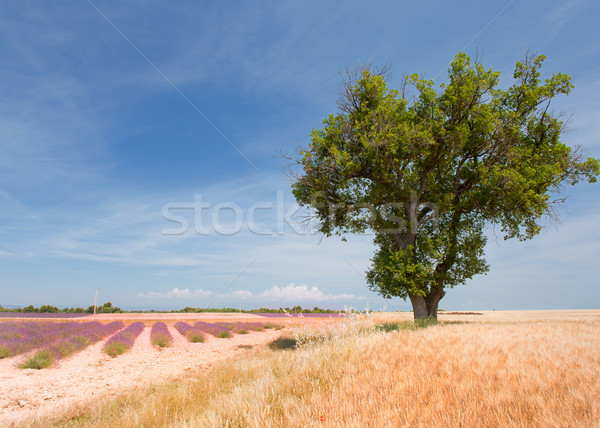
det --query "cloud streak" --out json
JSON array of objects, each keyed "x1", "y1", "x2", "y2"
[
  {"x1": 258, "y1": 283, "x2": 357, "y2": 302},
  {"x1": 139, "y1": 287, "x2": 212, "y2": 299}
]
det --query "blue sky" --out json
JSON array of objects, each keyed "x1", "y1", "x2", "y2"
[{"x1": 0, "y1": 0, "x2": 598, "y2": 311}]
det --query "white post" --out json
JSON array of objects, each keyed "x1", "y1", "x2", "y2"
[{"x1": 93, "y1": 290, "x2": 98, "y2": 315}]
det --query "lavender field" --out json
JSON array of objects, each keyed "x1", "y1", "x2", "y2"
[
  {"x1": 0, "y1": 321, "x2": 123, "y2": 363},
  {"x1": 20, "y1": 321, "x2": 124, "y2": 369},
  {"x1": 0, "y1": 314, "x2": 285, "y2": 426},
  {"x1": 1, "y1": 319, "x2": 277, "y2": 363},
  {"x1": 0, "y1": 318, "x2": 279, "y2": 370}
]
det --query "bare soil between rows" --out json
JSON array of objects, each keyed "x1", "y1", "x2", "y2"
[{"x1": 0, "y1": 315, "x2": 287, "y2": 427}]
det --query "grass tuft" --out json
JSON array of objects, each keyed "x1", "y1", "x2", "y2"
[
  {"x1": 375, "y1": 317, "x2": 438, "y2": 332},
  {"x1": 104, "y1": 342, "x2": 128, "y2": 358},
  {"x1": 188, "y1": 333, "x2": 205, "y2": 343},
  {"x1": 19, "y1": 350, "x2": 53, "y2": 369},
  {"x1": 0, "y1": 345, "x2": 9, "y2": 359},
  {"x1": 152, "y1": 334, "x2": 172, "y2": 348}
]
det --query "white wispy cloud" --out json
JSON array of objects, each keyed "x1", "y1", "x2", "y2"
[
  {"x1": 139, "y1": 287, "x2": 212, "y2": 299},
  {"x1": 225, "y1": 290, "x2": 253, "y2": 298},
  {"x1": 258, "y1": 283, "x2": 358, "y2": 302}
]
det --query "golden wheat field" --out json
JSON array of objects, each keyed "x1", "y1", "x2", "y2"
[{"x1": 20, "y1": 310, "x2": 600, "y2": 427}]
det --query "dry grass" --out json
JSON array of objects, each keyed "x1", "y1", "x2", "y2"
[{"x1": 26, "y1": 316, "x2": 600, "y2": 428}]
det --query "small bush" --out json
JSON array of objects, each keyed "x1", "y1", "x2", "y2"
[
  {"x1": 268, "y1": 336, "x2": 297, "y2": 350},
  {"x1": 264, "y1": 323, "x2": 283, "y2": 330},
  {"x1": 218, "y1": 331, "x2": 232, "y2": 339},
  {"x1": 0, "y1": 345, "x2": 9, "y2": 359},
  {"x1": 104, "y1": 342, "x2": 128, "y2": 357},
  {"x1": 152, "y1": 335, "x2": 171, "y2": 348},
  {"x1": 238, "y1": 329, "x2": 248, "y2": 335},
  {"x1": 19, "y1": 350, "x2": 53, "y2": 369},
  {"x1": 188, "y1": 332, "x2": 205, "y2": 343}
]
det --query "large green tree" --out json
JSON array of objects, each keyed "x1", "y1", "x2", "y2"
[{"x1": 290, "y1": 53, "x2": 599, "y2": 320}]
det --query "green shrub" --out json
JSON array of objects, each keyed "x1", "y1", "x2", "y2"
[
  {"x1": 375, "y1": 318, "x2": 438, "y2": 333},
  {"x1": 188, "y1": 333, "x2": 205, "y2": 343},
  {"x1": 268, "y1": 336, "x2": 297, "y2": 350},
  {"x1": 20, "y1": 350, "x2": 53, "y2": 369},
  {"x1": 264, "y1": 323, "x2": 282, "y2": 330},
  {"x1": 104, "y1": 342, "x2": 128, "y2": 358},
  {"x1": 0, "y1": 345, "x2": 9, "y2": 359},
  {"x1": 152, "y1": 334, "x2": 172, "y2": 348}
]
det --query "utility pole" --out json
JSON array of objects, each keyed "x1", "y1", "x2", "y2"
[{"x1": 93, "y1": 290, "x2": 98, "y2": 315}]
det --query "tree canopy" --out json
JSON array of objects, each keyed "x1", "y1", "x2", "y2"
[{"x1": 290, "y1": 52, "x2": 599, "y2": 320}]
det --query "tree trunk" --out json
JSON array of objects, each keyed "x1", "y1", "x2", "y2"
[
  {"x1": 409, "y1": 289, "x2": 444, "y2": 321},
  {"x1": 408, "y1": 294, "x2": 429, "y2": 320},
  {"x1": 425, "y1": 287, "x2": 445, "y2": 320}
]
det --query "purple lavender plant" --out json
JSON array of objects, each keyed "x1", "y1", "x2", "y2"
[
  {"x1": 18, "y1": 321, "x2": 124, "y2": 369},
  {"x1": 150, "y1": 322, "x2": 173, "y2": 347},
  {"x1": 193, "y1": 321, "x2": 232, "y2": 338},
  {"x1": 174, "y1": 322, "x2": 205, "y2": 343},
  {"x1": 103, "y1": 321, "x2": 145, "y2": 358}
]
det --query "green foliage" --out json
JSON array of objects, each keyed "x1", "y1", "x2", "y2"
[
  {"x1": 151, "y1": 335, "x2": 172, "y2": 348},
  {"x1": 87, "y1": 302, "x2": 123, "y2": 314},
  {"x1": 104, "y1": 342, "x2": 128, "y2": 357},
  {"x1": 268, "y1": 337, "x2": 298, "y2": 350},
  {"x1": 376, "y1": 318, "x2": 438, "y2": 332},
  {"x1": 187, "y1": 333, "x2": 205, "y2": 343},
  {"x1": 0, "y1": 305, "x2": 88, "y2": 313},
  {"x1": 0, "y1": 345, "x2": 9, "y2": 359},
  {"x1": 19, "y1": 350, "x2": 53, "y2": 369},
  {"x1": 218, "y1": 331, "x2": 232, "y2": 339},
  {"x1": 291, "y1": 53, "x2": 599, "y2": 318}
]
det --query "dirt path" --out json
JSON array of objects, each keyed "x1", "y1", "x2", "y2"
[{"x1": 0, "y1": 324, "x2": 282, "y2": 427}]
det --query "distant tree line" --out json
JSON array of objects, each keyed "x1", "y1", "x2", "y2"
[
  {"x1": 0, "y1": 302, "x2": 123, "y2": 314},
  {"x1": 0, "y1": 303, "x2": 339, "y2": 314},
  {"x1": 175, "y1": 305, "x2": 338, "y2": 314}
]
